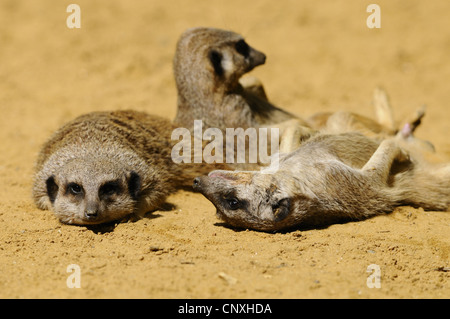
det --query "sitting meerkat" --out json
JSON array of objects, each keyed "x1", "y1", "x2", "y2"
[
  {"x1": 193, "y1": 128, "x2": 449, "y2": 232},
  {"x1": 173, "y1": 26, "x2": 307, "y2": 132},
  {"x1": 33, "y1": 110, "x2": 212, "y2": 225}
]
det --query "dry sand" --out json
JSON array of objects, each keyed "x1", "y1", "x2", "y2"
[{"x1": 0, "y1": 0, "x2": 448, "y2": 298}]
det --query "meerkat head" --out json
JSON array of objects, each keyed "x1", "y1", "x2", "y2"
[
  {"x1": 174, "y1": 27, "x2": 266, "y2": 91},
  {"x1": 193, "y1": 170, "x2": 312, "y2": 232},
  {"x1": 44, "y1": 158, "x2": 142, "y2": 225}
]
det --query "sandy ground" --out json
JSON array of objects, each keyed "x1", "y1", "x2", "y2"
[{"x1": 0, "y1": 0, "x2": 449, "y2": 299}]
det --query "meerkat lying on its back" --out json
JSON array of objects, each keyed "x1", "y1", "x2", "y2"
[
  {"x1": 33, "y1": 110, "x2": 202, "y2": 225},
  {"x1": 193, "y1": 129, "x2": 450, "y2": 232}
]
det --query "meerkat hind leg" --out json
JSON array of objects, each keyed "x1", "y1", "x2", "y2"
[
  {"x1": 361, "y1": 139, "x2": 409, "y2": 183},
  {"x1": 402, "y1": 105, "x2": 426, "y2": 135},
  {"x1": 373, "y1": 87, "x2": 396, "y2": 131},
  {"x1": 374, "y1": 87, "x2": 427, "y2": 134}
]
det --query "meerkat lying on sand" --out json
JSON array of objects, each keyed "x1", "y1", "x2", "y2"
[
  {"x1": 193, "y1": 126, "x2": 449, "y2": 232},
  {"x1": 33, "y1": 110, "x2": 213, "y2": 225}
]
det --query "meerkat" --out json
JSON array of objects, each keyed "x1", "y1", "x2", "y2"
[
  {"x1": 173, "y1": 27, "x2": 306, "y2": 132},
  {"x1": 33, "y1": 110, "x2": 215, "y2": 225},
  {"x1": 193, "y1": 127, "x2": 450, "y2": 232},
  {"x1": 172, "y1": 27, "x2": 422, "y2": 157}
]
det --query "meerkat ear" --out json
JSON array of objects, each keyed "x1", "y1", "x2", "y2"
[
  {"x1": 272, "y1": 198, "x2": 291, "y2": 222},
  {"x1": 208, "y1": 49, "x2": 224, "y2": 76},
  {"x1": 128, "y1": 171, "x2": 141, "y2": 200},
  {"x1": 45, "y1": 176, "x2": 58, "y2": 204}
]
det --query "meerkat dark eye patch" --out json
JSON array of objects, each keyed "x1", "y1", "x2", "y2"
[
  {"x1": 66, "y1": 182, "x2": 83, "y2": 196},
  {"x1": 208, "y1": 50, "x2": 224, "y2": 76},
  {"x1": 128, "y1": 171, "x2": 141, "y2": 200},
  {"x1": 46, "y1": 176, "x2": 58, "y2": 203},
  {"x1": 235, "y1": 39, "x2": 250, "y2": 57},
  {"x1": 99, "y1": 180, "x2": 122, "y2": 197},
  {"x1": 222, "y1": 193, "x2": 246, "y2": 211}
]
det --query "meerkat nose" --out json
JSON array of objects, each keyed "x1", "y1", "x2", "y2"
[
  {"x1": 84, "y1": 209, "x2": 98, "y2": 219},
  {"x1": 193, "y1": 177, "x2": 201, "y2": 190}
]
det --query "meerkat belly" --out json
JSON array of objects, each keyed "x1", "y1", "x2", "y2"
[{"x1": 309, "y1": 161, "x2": 393, "y2": 220}]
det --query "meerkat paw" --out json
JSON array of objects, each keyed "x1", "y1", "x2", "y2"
[
  {"x1": 396, "y1": 121, "x2": 436, "y2": 154},
  {"x1": 120, "y1": 212, "x2": 143, "y2": 223},
  {"x1": 239, "y1": 76, "x2": 268, "y2": 101},
  {"x1": 382, "y1": 137, "x2": 410, "y2": 163},
  {"x1": 278, "y1": 119, "x2": 317, "y2": 153},
  {"x1": 402, "y1": 105, "x2": 426, "y2": 134},
  {"x1": 396, "y1": 146, "x2": 411, "y2": 163}
]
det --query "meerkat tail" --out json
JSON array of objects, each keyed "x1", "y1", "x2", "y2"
[{"x1": 391, "y1": 163, "x2": 450, "y2": 211}]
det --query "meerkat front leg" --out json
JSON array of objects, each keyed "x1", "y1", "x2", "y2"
[
  {"x1": 276, "y1": 119, "x2": 317, "y2": 153},
  {"x1": 361, "y1": 138, "x2": 409, "y2": 183},
  {"x1": 239, "y1": 76, "x2": 268, "y2": 101}
]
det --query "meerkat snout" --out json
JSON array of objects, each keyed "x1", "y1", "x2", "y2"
[
  {"x1": 192, "y1": 177, "x2": 201, "y2": 190},
  {"x1": 207, "y1": 38, "x2": 266, "y2": 83}
]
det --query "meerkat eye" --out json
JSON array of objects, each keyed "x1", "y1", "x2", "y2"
[
  {"x1": 235, "y1": 40, "x2": 250, "y2": 57},
  {"x1": 67, "y1": 183, "x2": 83, "y2": 196},
  {"x1": 226, "y1": 197, "x2": 241, "y2": 210}
]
